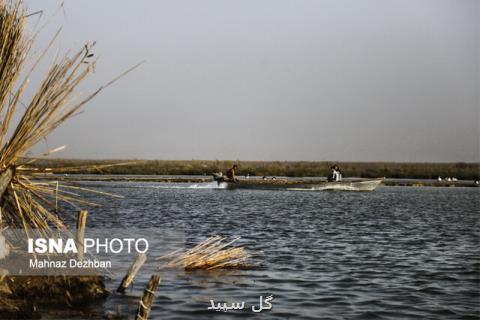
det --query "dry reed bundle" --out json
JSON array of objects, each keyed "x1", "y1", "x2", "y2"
[
  {"x1": 0, "y1": 0, "x2": 136, "y2": 235},
  {"x1": 157, "y1": 236, "x2": 251, "y2": 271}
]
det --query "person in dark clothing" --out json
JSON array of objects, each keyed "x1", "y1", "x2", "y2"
[
  {"x1": 226, "y1": 164, "x2": 238, "y2": 182},
  {"x1": 327, "y1": 165, "x2": 336, "y2": 182}
]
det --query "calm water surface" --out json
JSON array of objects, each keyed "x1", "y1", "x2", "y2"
[{"x1": 53, "y1": 183, "x2": 479, "y2": 320}]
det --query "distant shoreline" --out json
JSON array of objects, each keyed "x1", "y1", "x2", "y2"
[
  {"x1": 25, "y1": 159, "x2": 480, "y2": 181},
  {"x1": 33, "y1": 174, "x2": 480, "y2": 188}
]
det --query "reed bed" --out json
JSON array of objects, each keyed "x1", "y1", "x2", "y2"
[
  {"x1": 28, "y1": 158, "x2": 480, "y2": 180},
  {"x1": 157, "y1": 236, "x2": 251, "y2": 271},
  {"x1": 0, "y1": 0, "x2": 136, "y2": 235}
]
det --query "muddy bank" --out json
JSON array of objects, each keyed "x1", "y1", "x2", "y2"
[{"x1": 0, "y1": 275, "x2": 108, "y2": 319}]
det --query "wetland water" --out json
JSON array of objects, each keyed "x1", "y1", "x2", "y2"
[{"x1": 52, "y1": 182, "x2": 478, "y2": 319}]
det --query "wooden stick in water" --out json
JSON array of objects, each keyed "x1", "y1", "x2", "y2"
[
  {"x1": 135, "y1": 273, "x2": 161, "y2": 320},
  {"x1": 75, "y1": 210, "x2": 88, "y2": 260},
  {"x1": 117, "y1": 253, "x2": 147, "y2": 293}
]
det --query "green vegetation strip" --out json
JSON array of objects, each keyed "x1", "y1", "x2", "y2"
[{"x1": 27, "y1": 159, "x2": 479, "y2": 181}]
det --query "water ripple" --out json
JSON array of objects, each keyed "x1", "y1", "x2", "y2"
[{"x1": 48, "y1": 184, "x2": 480, "y2": 320}]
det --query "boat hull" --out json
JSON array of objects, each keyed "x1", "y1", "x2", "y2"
[{"x1": 222, "y1": 179, "x2": 383, "y2": 191}]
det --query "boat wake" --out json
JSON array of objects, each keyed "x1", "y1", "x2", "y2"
[
  {"x1": 187, "y1": 182, "x2": 227, "y2": 189},
  {"x1": 153, "y1": 181, "x2": 227, "y2": 190}
]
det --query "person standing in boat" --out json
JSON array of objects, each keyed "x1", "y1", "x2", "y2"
[
  {"x1": 327, "y1": 165, "x2": 343, "y2": 182},
  {"x1": 226, "y1": 164, "x2": 238, "y2": 182},
  {"x1": 327, "y1": 166, "x2": 336, "y2": 182},
  {"x1": 334, "y1": 165, "x2": 343, "y2": 181}
]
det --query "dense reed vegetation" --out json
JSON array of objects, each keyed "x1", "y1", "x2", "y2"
[
  {"x1": 0, "y1": 0, "x2": 135, "y2": 233},
  {"x1": 30, "y1": 159, "x2": 480, "y2": 180}
]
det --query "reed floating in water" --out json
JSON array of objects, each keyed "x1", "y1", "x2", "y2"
[{"x1": 157, "y1": 236, "x2": 251, "y2": 271}]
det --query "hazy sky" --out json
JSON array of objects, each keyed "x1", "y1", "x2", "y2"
[{"x1": 24, "y1": 0, "x2": 479, "y2": 162}]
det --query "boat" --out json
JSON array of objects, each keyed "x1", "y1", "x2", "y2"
[
  {"x1": 214, "y1": 177, "x2": 383, "y2": 191},
  {"x1": 284, "y1": 179, "x2": 383, "y2": 191}
]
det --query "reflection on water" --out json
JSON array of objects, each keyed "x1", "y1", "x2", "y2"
[{"x1": 48, "y1": 183, "x2": 479, "y2": 319}]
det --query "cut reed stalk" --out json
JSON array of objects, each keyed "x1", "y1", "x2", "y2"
[{"x1": 157, "y1": 236, "x2": 251, "y2": 271}]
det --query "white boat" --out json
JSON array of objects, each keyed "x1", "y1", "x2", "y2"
[
  {"x1": 286, "y1": 179, "x2": 383, "y2": 191},
  {"x1": 220, "y1": 178, "x2": 383, "y2": 191}
]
